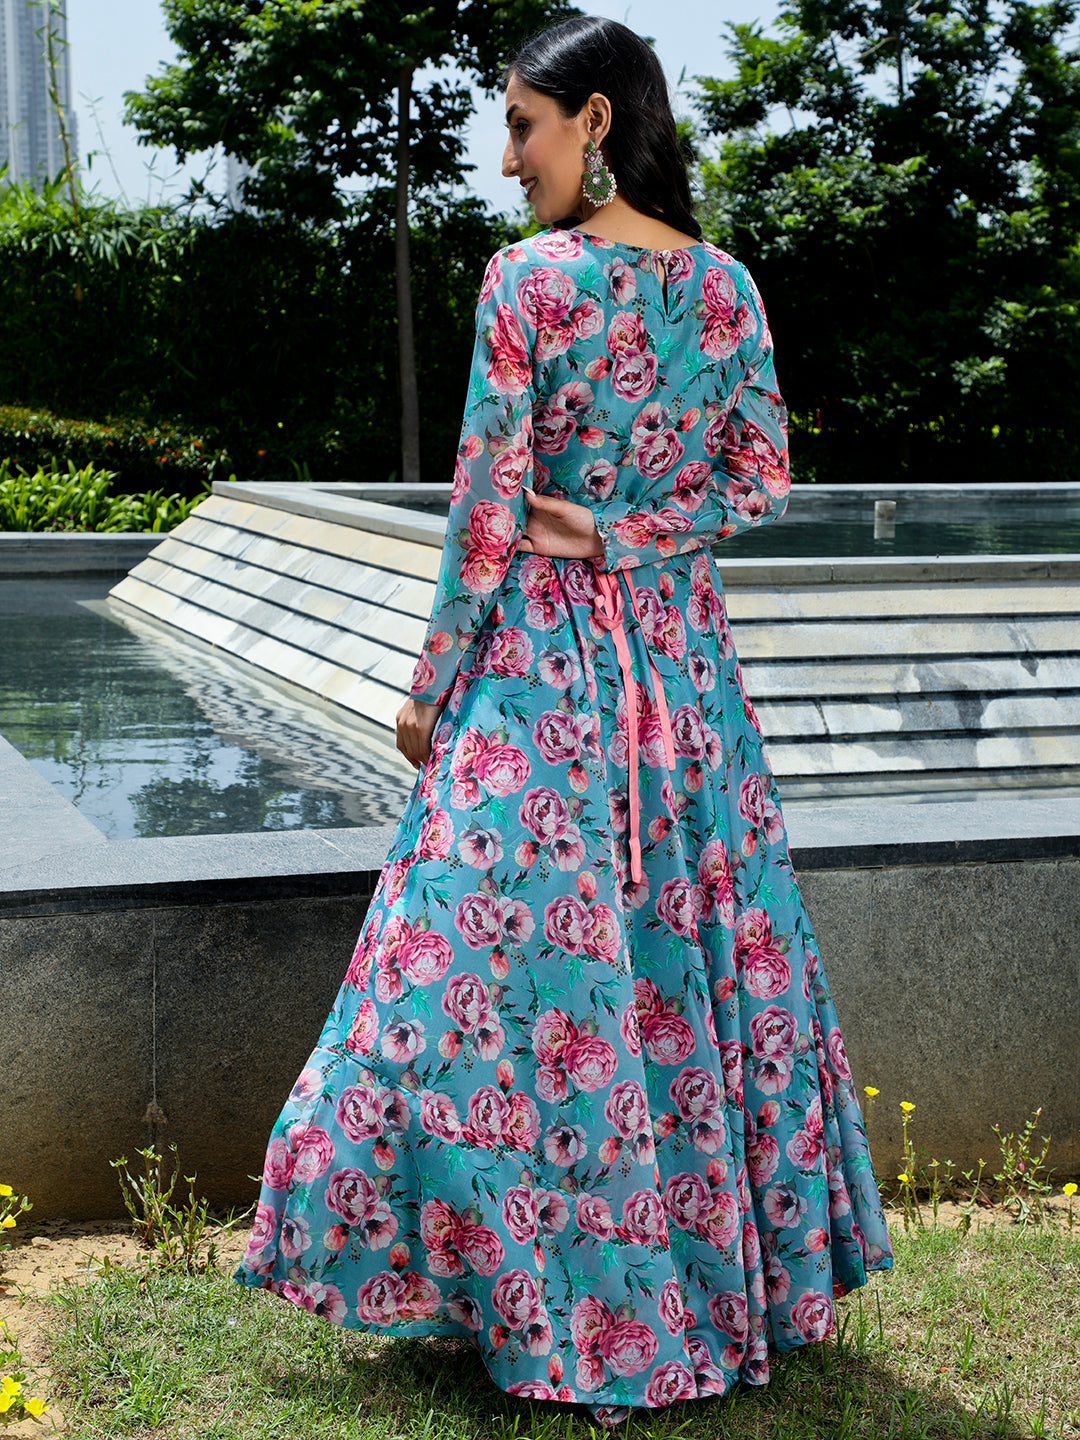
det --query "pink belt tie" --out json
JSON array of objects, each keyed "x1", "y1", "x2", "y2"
[{"x1": 591, "y1": 567, "x2": 676, "y2": 884}]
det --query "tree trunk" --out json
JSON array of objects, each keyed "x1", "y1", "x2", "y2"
[{"x1": 395, "y1": 62, "x2": 421, "y2": 486}]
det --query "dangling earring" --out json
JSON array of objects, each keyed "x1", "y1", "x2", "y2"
[{"x1": 582, "y1": 138, "x2": 617, "y2": 208}]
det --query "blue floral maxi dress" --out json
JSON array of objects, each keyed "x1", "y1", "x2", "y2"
[{"x1": 234, "y1": 228, "x2": 893, "y2": 1417}]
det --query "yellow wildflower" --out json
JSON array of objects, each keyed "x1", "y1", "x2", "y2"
[
  {"x1": 1, "y1": 1378, "x2": 19, "y2": 1398},
  {"x1": 864, "y1": 1086, "x2": 879, "y2": 1098},
  {"x1": 24, "y1": 1397, "x2": 47, "y2": 1416},
  {"x1": 898, "y1": 1173, "x2": 910, "y2": 1184},
  {"x1": 0, "y1": 1184, "x2": 12, "y2": 1196},
  {"x1": 0, "y1": 1394, "x2": 13, "y2": 1415},
  {"x1": 1065, "y1": 1183, "x2": 1078, "y2": 1197},
  {"x1": 1, "y1": 1216, "x2": 15, "y2": 1229},
  {"x1": 900, "y1": 1101, "x2": 915, "y2": 1113}
]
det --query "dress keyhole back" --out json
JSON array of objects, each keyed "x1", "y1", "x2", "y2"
[{"x1": 657, "y1": 251, "x2": 669, "y2": 311}]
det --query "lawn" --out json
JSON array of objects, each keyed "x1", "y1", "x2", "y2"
[{"x1": 35, "y1": 1216, "x2": 1080, "y2": 1440}]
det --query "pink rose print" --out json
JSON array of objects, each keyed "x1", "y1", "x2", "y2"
[
  {"x1": 825, "y1": 1025, "x2": 852, "y2": 1079},
  {"x1": 749, "y1": 1005, "x2": 798, "y2": 1057},
  {"x1": 453, "y1": 894, "x2": 504, "y2": 950},
  {"x1": 335, "y1": 1086, "x2": 384, "y2": 1143},
  {"x1": 763, "y1": 1182, "x2": 806, "y2": 1229},
  {"x1": 441, "y1": 972, "x2": 492, "y2": 1031},
  {"x1": 345, "y1": 998, "x2": 378, "y2": 1055},
  {"x1": 645, "y1": 1359, "x2": 698, "y2": 1405},
  {"x1": 325, "y1": 1168, "x2": 397, "y2": 1248},
  {"x1": 502, "y1": 1186, "x2": 539, "y2": 1243},
  {"x1": 487, "y1": 624, "x2": 533, "y2": 675},
  {"x1": 607, "y1": 310, "x2": 649, "y2": 353},
  {"x1": 655, "y1": 878, "x2": 697, "y2": 937},
  {"x1": 575, "y1": 1193, "x2": 615, "y2": 1238},
  {"x1": 543, "y1": 1122, "x2": 588, "y2": 1166},
  {"x1": 488, "y1": 442, "x2": 530, "y2": 500},
  {"x1": 698, "y1": 1190, "x2": 740, "y2": 1249},
  {"x1": 542, "y1": 894, "x2": 591, "y2": 953},
  {"x1": 492, "y1": 1269, "x2": 543, "y2": 1328},
  {"x1": 790, "y1": 1289, "x2": 834, "y2": 1342},
  {"x1": 503, "y1": 1092, "x2": 541, "y2": 1150},
  {"x1": 563, "y1": 1035, "x2": 618, "y2": 1092},
  {"x1": 669, "y1": 1067, "x2": 722, "y2": 1121},
  {"x1": 519, "y1": 785, "x2": 570, "y2": 842},
  {"x1": 419, "y1": 1090, "x2": 462, "y2": 1143},
  {"x1": 487, "y1": 303, "x2": 531, "y2": 395},
  {"x1": 287, "y1": 1123, "x2": 335, "y2": 1184},
  {"x1": 658, "y1": 1278, "x2": 687, "y2": 1336},
  {"x1": 619, "y1": 1189, "x2": 668, "y2": 1245},
  {"x1": 605, "y1": 257, "x2": 637, "y2": 303},
  {"x1": 516, "y1": 266, "x2": 576, "y2": 328},
  {"x1": 599, "y1": 1319, "x2": 659, "y2": 1377},
  {"x1": 399, "y1": 931, "x2": 453, "y2": 986},
  {"x1": 708, "y1": 1290, "x2": 749, "y2": 1341},
  {"x1": 641, "y1": 1010, "x2": 696, "y2": 1065},
  {"x1": 746, "y1": 1133, "x2": 780, "y2": 1186},
  {"x1": 416, "y1": 807, "x2": 454, "y2": 862},
  {"x1": 474, "y1": 741, "x2": 530, "y2": 796},
  {"x1": 464, "y1": 1085, "x2": 509, "y2": 1147}
]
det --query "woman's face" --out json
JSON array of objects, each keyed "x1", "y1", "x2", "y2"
[{"x1": 502, "y1": 73, "x2": 604, "y2": 225}]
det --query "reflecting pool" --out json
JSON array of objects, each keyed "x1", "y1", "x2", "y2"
[{"x1": 0, "y1": 579, "x2": 415, "y2": 841}]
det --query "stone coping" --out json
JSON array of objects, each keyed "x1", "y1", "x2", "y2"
[
  {"x1": 205, "y1": 481, "x2": 1080, "y2": 581},
  {"x1": 1, "y1": 710, "x2": 1076, "y2": 918}
]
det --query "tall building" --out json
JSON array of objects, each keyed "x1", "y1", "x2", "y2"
[{"x1": 0, "y1": 0, "x2": 76, "y2": 188}]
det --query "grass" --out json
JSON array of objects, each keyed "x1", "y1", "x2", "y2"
[{"x1": 42, "y1": 1221, "x2": 1080, "y2": 1440}]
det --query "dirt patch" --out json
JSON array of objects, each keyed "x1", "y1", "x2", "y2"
[{"x1": 0, "y1": 1218, "x2": 249, "y2": 1435}]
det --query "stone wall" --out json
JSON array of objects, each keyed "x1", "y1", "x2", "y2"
[{"x1": 2, "y1": 804, "x2": 1076, "y2": 1220}]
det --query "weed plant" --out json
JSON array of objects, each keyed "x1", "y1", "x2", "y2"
[{"x1": 110, "y1": 1145, "x2": 246, "y2": 1274}]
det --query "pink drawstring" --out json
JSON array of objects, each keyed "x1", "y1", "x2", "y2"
[{"x1": 591, "y1": 569, "x2": 675, "y2": 884}]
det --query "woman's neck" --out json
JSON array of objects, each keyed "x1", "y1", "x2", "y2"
[{"x1": 570, "y1": 198, "x2": 700, "y2": 250}]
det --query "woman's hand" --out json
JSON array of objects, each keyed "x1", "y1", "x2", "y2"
[
  {"x1": 518, "y1": 487, "x2": 603, "y2": 560},
  {"x1": 395, "y1": 696, "x2": 443, "y2": 770}
]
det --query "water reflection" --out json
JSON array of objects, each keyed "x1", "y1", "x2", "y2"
[{"x1": 0, "y1": 580, "x2": 415, "y2": 840}]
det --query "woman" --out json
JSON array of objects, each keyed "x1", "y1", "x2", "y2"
[{"x1": 235, "y1": 16, "x2": 892, "y2": 1425}]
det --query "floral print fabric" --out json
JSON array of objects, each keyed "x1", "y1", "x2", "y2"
[{"x1": 235, "y1": 229, "x2": 892, "y2": 1418}]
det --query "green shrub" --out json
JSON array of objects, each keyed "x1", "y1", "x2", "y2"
[
  {"x1": 0, "y1": 458, "x2": 203, "y2": 532},
  {"x1": 0, "y1": 405, "x2": 231, "y2": 499}
]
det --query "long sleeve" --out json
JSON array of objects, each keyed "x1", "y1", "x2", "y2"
[
  {"x1": 409, "y1": 251, "x2": 534, "y2": 706},
  {"x1": 593, "y1": 261, "x2": 790, "y2": 574}
]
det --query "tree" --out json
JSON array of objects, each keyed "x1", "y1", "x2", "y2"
[
  {"x1": 694, "y1": 0, "x2": 1080, "y2": 481},
  {"x1": 126, "y1": 0, "x2": 574, "y2": 484}
]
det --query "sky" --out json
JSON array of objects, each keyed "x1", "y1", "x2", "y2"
[{"x1": 65, "y1": 0, "x2": 783, "y2": 213}]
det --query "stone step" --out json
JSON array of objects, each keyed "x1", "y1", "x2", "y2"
[
  {"x1": 110, "y1": 575, "x2": 408, "y2": 731},
  {"x1": 148, "y1": 528, "x2": 437, "y2": 621},
  {"x1": 756, "y1": 691, "x2": 1080, "y2": 739},
  {"x1": 726, "y1": 580, "x2": 1080, "y2": 622},
  {"x1": 767, "y1": 728, "x2": 1080, "y2": 777},
  {"x1": 741, "y1": 655, "x2": 1080, "y2": 697},
  {"x1": 113, "y1": 564, "x2": 418, "y2": 689},
  {"x1": 186, "y1": 495, "x2": 441, "y2": 579},
  {"x1": 136, "y1": 543, "x2": 429, "y2": 650},
  {"x1": 735, "y1": 615, "x2": 1075, "y2": 662}
]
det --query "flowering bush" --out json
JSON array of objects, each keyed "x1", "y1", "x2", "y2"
[
  {"x1": 0, "y1": 1184, "x2": 47, "y2": 1426},
  {"x1": 0, "y1": 405, "x2": 229, "y2": 499}
]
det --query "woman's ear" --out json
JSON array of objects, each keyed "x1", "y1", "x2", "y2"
[{"x1": 584, "y1": 92, "x2": 612, "y2": 146}]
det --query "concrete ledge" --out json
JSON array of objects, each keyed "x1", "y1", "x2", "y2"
[{"x1": 0, "y1": 532, "x2": 162, "y2": 575}]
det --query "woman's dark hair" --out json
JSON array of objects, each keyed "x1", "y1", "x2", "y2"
[{"x1": 506, "y1": 17, "x2": 701, "y2": 240}]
